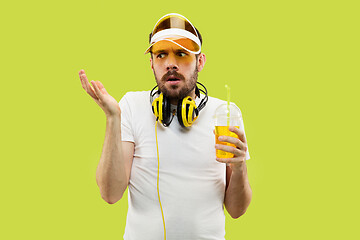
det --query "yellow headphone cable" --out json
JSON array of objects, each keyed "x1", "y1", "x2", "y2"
[{"x1": 155, "y1": 119, "x2": 166, "y2": 240}]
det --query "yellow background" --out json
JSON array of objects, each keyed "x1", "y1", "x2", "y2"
[{"x1": 1, "y1": 0, "x2": 359, "y2": 239}]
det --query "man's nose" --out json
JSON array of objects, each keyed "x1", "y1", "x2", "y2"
[{"x1": 166, "y1": 55, "x2": 178, "y2": 71}]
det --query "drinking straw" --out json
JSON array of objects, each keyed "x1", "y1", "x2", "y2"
[{"x1": 225, "y1": 85, "x2": 230, "y2": 126}]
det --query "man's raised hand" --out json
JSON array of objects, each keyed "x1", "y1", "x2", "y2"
[{"x1": 79, "y1": 69, "x2": 121, "y2": 118}]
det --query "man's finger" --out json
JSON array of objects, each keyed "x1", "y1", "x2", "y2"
[
  {"x1": 91, "y1": 81, "x2": 103, "y2": 100},
  {"x1": 78, "y1": 69, "x2": 85, "y2": 77},
  {"x1": 216, "y1": 157, "x2": 245, "y2": 164},
  {"x1": 86, "y1": 79, "x2": 98, "y2": 99},
  {"x1": 218, "y1": 135, "x2": 247, "y2": 151},
  {"x1": 80, "y1": 72, "x2": 98, "y2": 99},
  {"x1": 96, "y1": 81, "x2": 108, "y2": 95},
  {"x1": 80, "y1": 74, "x2": 86, "y2": 90},
  {"x1": 215, "y1": 144, "x2": 244, "y2": 157},
  {"x1": 79, "y1": 70, "x2": 86, "y2": 90},
  {"x1": 229, "y1": 126, "x2": 246, "y2": 144},
  {"x1": 215, "y1": 157, "x2": 231, "y2": 164}
]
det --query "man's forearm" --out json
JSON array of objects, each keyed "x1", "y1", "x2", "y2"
[
  {"x1": 96, "y1": 114, "x2": 127, "y2": 204},
  {"x1": 224, "y1": 163, "x2": 252, "y2": 218}
]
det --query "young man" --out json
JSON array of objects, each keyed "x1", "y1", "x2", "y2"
[{"x1": 79, "y1": 13, "x2": 252, "y2": 240}]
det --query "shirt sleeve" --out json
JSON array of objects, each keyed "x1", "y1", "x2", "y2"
[{"x1": 119, "y1": 93, "x2": 135, "y2": 143}]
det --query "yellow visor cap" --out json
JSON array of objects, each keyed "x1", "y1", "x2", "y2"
[{"x1": 145, "y1": 13, "x2": 201, "y2": 54}]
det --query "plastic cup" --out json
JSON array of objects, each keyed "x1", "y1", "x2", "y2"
[{"x1": 214, "y1": 103, "x2": 242, "y2": 158}]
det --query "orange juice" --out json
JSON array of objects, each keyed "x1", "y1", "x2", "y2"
[{"x1": 215, "y1": 126, "x2": 239, "y2": 158}]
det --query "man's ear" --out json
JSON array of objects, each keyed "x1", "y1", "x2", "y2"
[
  {"x1": 197, "y1": 53, "x2": 206, "y2": 72},
  {"x1": 150, "y1": 56, "x2": 153, "y2": 70}
]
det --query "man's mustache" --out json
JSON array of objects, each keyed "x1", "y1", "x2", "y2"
[{"x1": 161, "y1": 71, "x2": 185, "y2": 82}]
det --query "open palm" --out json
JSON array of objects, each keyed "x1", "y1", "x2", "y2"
[{"x1": 79, "y1": 69, "x2": 120, "y2": 117}]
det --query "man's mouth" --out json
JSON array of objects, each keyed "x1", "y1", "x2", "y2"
[
  {"x1": 165, "y1": 75, "x2": 182, "y2": 85},
  {"x1": 161, "y1": 71, "x2": 184, "y2": 86},
  {"x1": 166, "y1": 75, "x2": 180, "y2": 81}
]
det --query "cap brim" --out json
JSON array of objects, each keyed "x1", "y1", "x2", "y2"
[
  {"x1": 144, "y1": 38, "x2": 201, "y2": 55},
  {"x1": 145, "y1": 28, "x2": 201, "y2": 55}
]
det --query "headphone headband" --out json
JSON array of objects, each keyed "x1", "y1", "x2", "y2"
[{"x1": 195, "y1": 82, "x2": 208, "y2": 112}]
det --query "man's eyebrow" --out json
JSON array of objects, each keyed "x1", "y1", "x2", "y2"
[
  {"x1": 175, "y1": 49, "x2": 189, "y2": 54},
  {"x1": 152, "y1": 50, "x2": 167, "y2": 54}
]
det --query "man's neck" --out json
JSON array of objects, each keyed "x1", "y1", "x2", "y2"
[{"x1": 169, "y1": 90, "x2": 197, "y2": 105}]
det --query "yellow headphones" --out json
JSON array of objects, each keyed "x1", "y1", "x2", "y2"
[{"x1": 150, "y1": 82, "x2": 208, "y2": 127}]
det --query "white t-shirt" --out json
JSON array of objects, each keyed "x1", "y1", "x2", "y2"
[{"x1": 119, "y1": 91, "x2": 250, "y2": 240}]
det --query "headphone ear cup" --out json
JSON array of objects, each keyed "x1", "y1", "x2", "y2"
[
  {"x1": 151, "y1": 96, "x2": 160, "y2": 119},
  {"x1": 177, "y1": 97, "x2": 198, "y2": 127},
  {"x1": 177, "y1": 98, "x2": 186, "y2": 128},
  {"x1": 162, "y1": 95, "x2": 172, "y2": 126},
  {"x1": 151, "y1": 100, "x2": 158, "y2": 115},
  {"x1": 151, "y1": 92, "x2": 172, "y2": 127}
]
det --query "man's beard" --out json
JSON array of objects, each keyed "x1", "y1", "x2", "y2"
[{"x1": 154, "y1": 67, "x2": 199, "y2": 101}]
